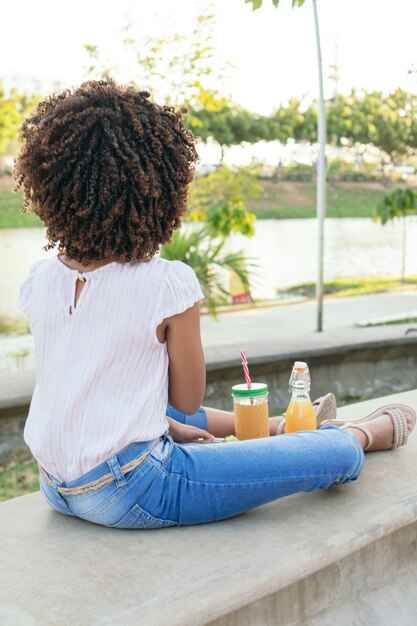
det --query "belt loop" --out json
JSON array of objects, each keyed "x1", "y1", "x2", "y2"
[
  {"x1": 39, "y1": 464, "x2": 59, "y2": 489},
  {"x1": 106, "y1": 455, "x2": 127, "y2": 488}
]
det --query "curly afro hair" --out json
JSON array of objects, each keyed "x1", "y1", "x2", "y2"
[{"x1": 13, "y1": 78, "x2": 199, "y2": 267}]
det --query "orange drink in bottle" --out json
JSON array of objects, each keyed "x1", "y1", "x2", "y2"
[{"x1": 285, "y1": 361, "x2": 317, "y2": 433}]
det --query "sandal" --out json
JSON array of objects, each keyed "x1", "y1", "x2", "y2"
[
  {"x1": 276, "y1": 417, "x2": 285, "y2": 435},
  {"x1": 320, "y1": 403, "x2": 416, "y2": 451},
  {"x1": 313, "y1": 393, "x2": 337, "y2": 426},
  {"x1": 276, "y1": 393, "x2": 337, "y2": 435}
]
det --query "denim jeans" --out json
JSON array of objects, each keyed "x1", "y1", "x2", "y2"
[{"x1": 38, "y1": 405, "x2": 365, "y2": 528}]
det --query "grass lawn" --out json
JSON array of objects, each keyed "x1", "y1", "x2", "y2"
[
  {"x1": 278, "y1": 275, "x2": 417, "y2": 299},
  {"x1": 0, "y1": 315, "x2": 30, "y2": 334},
  {"x1": 0, "y1": 176, "x2": 397, "y2": 227},
  {"x1": 360, "y1": 316, "x2": 417, "y2": 328},
  {"x1": 0, "y1": 188, "x2": 42, "y2": 228},
  {"x1": 0, "y1": 455, "x2": 39, "y2": 502},
  {"x1": 248, "y1": 180, "x2": 389, "y2": 219}
]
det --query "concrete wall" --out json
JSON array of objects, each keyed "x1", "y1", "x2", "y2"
[
  {"x1": 208, "y1": 521, "x2": 417, "y2": 626},
  {"x1": 205, "y1": 336, "x2": 417, "y2": 413},
  {"x1": 2, "y1": 329, "x2": 417, "y2": 459}
]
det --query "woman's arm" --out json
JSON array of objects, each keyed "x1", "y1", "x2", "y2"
[
  {"x1": 158, "y1": 302, "x2": 206, "y2": 415},
  {"x1": 167, "y1": 417, "x2": 214, "y2": 443}
]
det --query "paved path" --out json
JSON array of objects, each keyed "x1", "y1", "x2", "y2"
[
  {"x1": 1, "y1": 291, "x2": 416, "y2": 373},
  {"x1": 201, "y1": 290, "x2": 417, "y2": 348}
]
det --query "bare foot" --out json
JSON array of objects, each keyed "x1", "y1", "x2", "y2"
[{"x1": 346, "y1": 409, "x2": 414, "y2": 451}]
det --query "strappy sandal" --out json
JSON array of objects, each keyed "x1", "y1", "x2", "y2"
[
  {"x1": 276, "y1": 393, "x2": 337, "y2": 435},
  {"x1": 320, "y1": 404, "x2": 416, "y2": 451}
]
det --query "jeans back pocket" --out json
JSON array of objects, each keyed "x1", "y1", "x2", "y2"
[{"x1": 110, "y1": 504, "x2": 177, "y2": 529}]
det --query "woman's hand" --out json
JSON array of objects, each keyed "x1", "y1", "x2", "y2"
[{"x1": 167, "y1": 417, "x2": 214, "y2": 443}]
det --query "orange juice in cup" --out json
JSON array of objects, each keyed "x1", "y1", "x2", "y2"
[{"x1": 232, "y1": 383, "x2": 269, "y2": 440}]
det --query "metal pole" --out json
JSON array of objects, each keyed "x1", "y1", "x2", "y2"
[
  {"x1": 312, "y1": 0, "x2": 326, "y2": 332},
  {"x1": 401, "y1": 214, "x2": 406, "y2": 283}
]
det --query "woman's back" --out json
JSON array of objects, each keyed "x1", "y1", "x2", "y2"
[{"x1": 19, "y1": 254, "x2": 203, "y2": 482}]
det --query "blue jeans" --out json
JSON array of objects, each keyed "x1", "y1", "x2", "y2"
[{"x1": 38, "y1": 405, "x2": 365, "y2": 528}]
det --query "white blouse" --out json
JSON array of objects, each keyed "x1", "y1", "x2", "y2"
[{"x1": 17, "y1": 254, "x2": 205, "y2": 482}]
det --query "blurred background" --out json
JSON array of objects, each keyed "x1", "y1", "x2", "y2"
[{"x1": 1, "y1": 0, "x2": 417, "y2": 366}]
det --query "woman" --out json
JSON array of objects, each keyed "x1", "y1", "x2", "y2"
[{"x1": 15, "y1": 79, "x2": 416, "y2": 528}]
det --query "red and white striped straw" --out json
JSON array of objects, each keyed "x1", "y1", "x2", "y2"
[{"x1": 240, "y1": 349, "x2": 252, "y2": 389}]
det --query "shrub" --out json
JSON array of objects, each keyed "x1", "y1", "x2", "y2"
[
  {"x1": 281, "y1": 162, "x2": 313, "y2": 182},
  {"x1": 326, "y1": 159, "x2": 379, "y2": 183}
]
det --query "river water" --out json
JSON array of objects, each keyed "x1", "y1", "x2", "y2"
[{"x1": 2, "y1": 217, "x2": 417, "y2": 316}]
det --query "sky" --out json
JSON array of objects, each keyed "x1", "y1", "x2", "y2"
[{"x1": 2, "y1": 0, "x2": 417, "y2": 114}]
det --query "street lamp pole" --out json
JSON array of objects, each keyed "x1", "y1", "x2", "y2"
[{"x1": 312, "y1": 0, "x2": 326, "y2": 332}]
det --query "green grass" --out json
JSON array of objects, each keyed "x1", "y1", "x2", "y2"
[
  {"x1": 278, "y1": 275, "x2": 417, "y2": 299},
  {"x1": 0, "y1": 188, "x2": 42, "y2": 228},
  {"x1": 362, "y1": 316, "x2": 417, "y2": 328},
  {"x1": 0, "y1": 315, "x2": 30, "y2": 334},
  {"x1": 248, "y1": 180, "x2": 389, "y2": 219},
  {"x1": 0, "y1": 177, "x2": 396, "y2": 227},
  {"x1": 0, "y1": 457, "x2": 39, "y2": 502}
]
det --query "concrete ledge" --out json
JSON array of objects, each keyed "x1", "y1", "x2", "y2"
[
  {"x1": 0, "y1": 369, "x2": 35, "y2": 412},
  {"x1": 1, "y1": 390, "x2": 417, "y2": 625},
  {"x1": 2, "y1": 326, "x2": 417, "y2": 414},
  {"x1": 205, "y1": 325, "x2": 417, "y2": 410},
  {"x1": 203, "y1": 324, "x2": 417, "y2": 371}
]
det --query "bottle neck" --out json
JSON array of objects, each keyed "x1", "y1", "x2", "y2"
[{"x1": 290, "y1": 386, "x2": 311, "y2": 400}]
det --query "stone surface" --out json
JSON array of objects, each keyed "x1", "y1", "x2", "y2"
[
  {"x1": 209, "y1": 522, "x2": 417, "y2": 626},
  {"x1": 1, "y1": 390, "x2": 417, "y2": 626},
  {"x1": 0, "y1": 369, "x2": 35, "y2": 411}
]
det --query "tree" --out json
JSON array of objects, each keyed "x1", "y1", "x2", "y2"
[
  {"x1": 164, "y1": 164, "x2": 259, "y2": 314},
  {"x1": 374, "y1": 188, "x2": 417, "y2": 282},
  {"x1": 325, "y1": 89, "x2": 417, "y2": 164},
  {"x1": 189, "y1": 92, "x2": 270, "y2": 161},
  {"x1": 0, "y1": 82, "x2": 41, "y2": 155},
  {"x1": 161, "y1": 227, "x2": 254, "y2": 317},
  {"x1": 245, "y1": 0, "x2": 305, "y2": 8},
  {"x1": 269, "y1": 97, "x2": 317, "y2": 144},
  {"x1": 189, "y1": 164, "x2": 259, "y2": 237},
  {"x1": 84, "y1": 11, "x2": 228, "y2": 109}
]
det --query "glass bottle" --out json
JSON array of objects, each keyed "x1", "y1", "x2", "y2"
[{"x1": 285, "y1": 361, "x2": 316, "y2": 433}]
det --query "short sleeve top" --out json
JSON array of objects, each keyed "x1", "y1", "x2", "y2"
[{"x1": 18, "y1": 254, "x2": 205, "y2": 482}]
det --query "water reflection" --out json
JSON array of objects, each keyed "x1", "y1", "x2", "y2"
[{"x1": 2, "y1": 217, "x2": 417, "y2": 316}]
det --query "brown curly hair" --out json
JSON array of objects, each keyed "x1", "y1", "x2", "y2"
[{"x1": 13, "y1": 79, "x2": 199, "y2": 266}]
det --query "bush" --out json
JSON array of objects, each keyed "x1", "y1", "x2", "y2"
[
  {"x1": 281, "y1": 162, "x2": 313, "y2": 182},
  {"x1": 326, "y1": 159, "x2": 379, "y2": 183}
]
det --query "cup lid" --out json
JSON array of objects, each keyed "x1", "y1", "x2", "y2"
[{"x1": 232, "y1": 382, "x2": 268, "y2": 397}]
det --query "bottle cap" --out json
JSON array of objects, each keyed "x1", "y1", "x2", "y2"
[
  {"x1": 289, "y1": 361, "x2": 311, "y2": 391},
  {"x1": 232, "y1": 382, "x2": 268, "y2": 397},
  {"x1": 293, "y1": 361, "x2": 308, "y2": 372}
]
